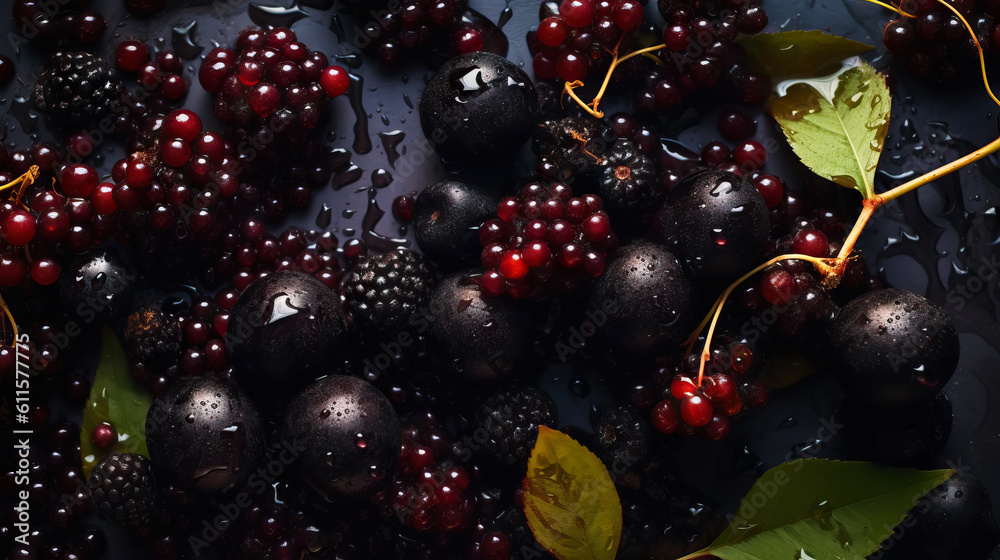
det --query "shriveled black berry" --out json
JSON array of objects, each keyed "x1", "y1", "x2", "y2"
[
  {"x1": 227, "y1": 271, "x2": 348, "y2": 414},
  {"x1": 346, "y1": 248, "x2": 435, "y2": 333},
  {"x1": 472, "y1": 384, "x2": 557, "y2": 467},
  {"x1": 425, "y1": 272, "x2": 532, "y2": 381},
  {"x1": 657, "y1": 169, "x2": 770, "y2": 280},
  {"x1": 413, "y1": 180, "x2": 498, "y2": 270},
  {"x1": 58, "y1": 248, "x2": 136, "y2": 320},
  {"x1": 827, "y1": 289, "x2": 959, "y2": 408},
  {"x1": 283, "y1": 375, "x2": 401, "y2": 499},
  {"x1": 586, "y1": 241, "x2": 696, "y2": 355},
  {"x1": 36, "y1": 51, "x2": 125, "y2": 130},
  {"x1": 532, "y1": 116, "x2": 614, "y2": 180},
  {"x1": 88, "y1": 453, "x2": 158, "y2": 529},
  {"x1": 145, "y1": 376, "x2": 265, "y2": 494},
  {"x1": 123, "y1": 306, "x2": 180, "y2": 367},
  {"x1": 596, "y1": 140, "x2": 658, "y2": 215},
  {"x1": 420, "y1": 52, "x2": 539, "y2": 163},
  {"x1": 591, "y1": 405, "x2": 651, "y2": 475}
]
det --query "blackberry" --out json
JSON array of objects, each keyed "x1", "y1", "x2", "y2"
[
  {"x1": 591, "y1": 405, "x2": 651, "y2": 475},
  {"x1": 596, "y1": 140, "x2": 658, "y2": 215},
  {"x1": 36, "y1": 51, "x2": 126, "y2": 130},
  {"x1": 345, "y1": 248, "x2": 436, "y2": 332},
  {"x1": 471, "y1": 384, "x2": 557, "y2": 467},
  {"x1": 122, "y1": 307, "x2": 181, "y2": 367},
  {"x1": 88, "y1": 453, "x2": 158, "y2": 529}
]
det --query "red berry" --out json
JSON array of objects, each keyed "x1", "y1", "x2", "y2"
[
  {"x1": 392, "y1": 195, "x2": 415, "y2": 222},
  {"x1": 792, "y1": 228, "x2": 829, "y2": 257},
  {"x1": 538, "y1": 17, "x2": 570, "y2": 47},
  {"x1": 91, "y1": 422, "x2": 116, "y2": 449},
  {"x1": 160, "y1": 138, "x2": 192, "y2": 168},
  {"x1": 3, "y1": 210, "x2": 36, "y2": 246},
  {"x1": 162, "y1": 109, "x2": 202, "y2": 143},
  {"x1": 59, "y1": 164, "x2": 98, "y2": 197},
  {"x1": 36, "y1": 209, "x2": 70, "y2": 243},
  {"x1": 115, "y1": 40, "x2": 149, "y2": 72},
  {"x1": 651, "y1": 399, "x2": 679, "y2": 433},
  {"x1": 680, "y1": 395, "x2": 713, "y2": 428},
  {"x1": 522, "y1": 241, "x2": 551, "y2": 267},
  {"x1": 761, "y1": 269, "x2": 795, "y2": 306},
  {"x1": 91, "y1": 182, "x2": 117, "y2": 215},
  {"x1": 454, "y1": 26, "x2": 484, "y2": 53},
  {"x1": 480, "y1": 271, "x2": 506, "y2": 297},
  {"x1": 753, "y1": 174, "x2": 784, "y2": 208},
  {"x1": 670, "y1": 375, "x2": 699, "y2": 399},
  {"x1": 582, "y1": 213, "x2": 611, "y2": 242},
  {"x1": 703, "y1": 414, "x2": 731, "y2": 440},
  {"x1": 159, "y1": 74, "x2": 188, "y2": 99},
  {"x1": 499, "y1": 250, "x2": 529, "y2": 280},
  {"x1": 558, "y1": 243, "x2": 583, "y2": 268},
  {"x1": 560, "y1": 0, "x2": 595, "y2": 28},
  {"x1": 320, "y1": 65, "x2": 350, "y2": 98},
  {"x1": 247, "y1": 83, "x2": 281, "y2": 117},
  {"x1": 480, "y1": 532, "x2": 511, "y2": 560},
  {"x1": 613, "y1": 1, "x2": 644, "y2": 32},
  {"x1": 30, "y1": 258, "x2": 60, "y2": 286},
  {"x1": 718, "y1": 108, "x2": 757, "y2": 140},
  {"x1": 556, "y1": 50, "x2": 590, "y2": 82},
  {"x1": 732, "y1": 140, "x2": 767, "y2": 172},
  {"x1": 0, "y1": 251, "x2": 26, "y2": 287}
]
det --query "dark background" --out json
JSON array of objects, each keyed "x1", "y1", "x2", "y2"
[{"x1": 1, "y1": 0, "x2": 998, "y2": 557}]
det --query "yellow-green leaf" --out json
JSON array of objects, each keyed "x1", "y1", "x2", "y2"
[
  {"x1": 767, "y1": 61, "x2": 890, "y2": 199},
  {"x1": 678, "y1": 459, "x2": 954, "y2": 560},
  {"x1": 522, "y1": 425, "x2": 622, "y2": 560},
  {"x1": 740, "y1": 30, "x2": 875, "y2": 79},
  {"x1": 80, "y1": 326, "x2": 153, "y2": 477}
]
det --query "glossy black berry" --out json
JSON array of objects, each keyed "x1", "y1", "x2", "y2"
[
  {"x1": 413, "y1": 180, "x2": 498, "y2": 269},
  {"x1": 425, "y1": 272, "x2": 533, "y2": 381},
  {"x1": 58, "y1": 248, "x2": 136, "y2": 320},
  {"x1": 827, "y1": 289, "x2": 959, "y2": 408},
  {"x1": 657, "y1": 169, "x2": 770, "y2": 280},
  {"x1": 532, "y1": 116, "x2": 614, "y2": 179},
  {"x1": 419, "y1": 52, "x2": 539, "y2": 163},
  {"x1": 227, "y1": 271, "x2": 348, "y2": 414},
  {"x1": 145, "y1": 376, "x2": 266, "y2": 494},
  {"x1": 585, "y1": 241, "x2": 696, "y2": 355},
  {"x1": 88, "y1": 453, "x2": 158, "y2": 529},
  {"x1": 282, "y1": 375, "x2": 401, "y2": 499},
  {"x1": 471, "y1": 384, "x2": 557, "y2": 467}
]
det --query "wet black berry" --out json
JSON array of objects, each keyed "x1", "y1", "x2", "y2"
[
  {"x1": 471, "y1": 384, "x2": 557, "y2": 468},
  {"x1": 657, "y1": 169, "x2": 770, "y2": 280},
  {"x1": 58, "y1": 248, "x2": 136, "y2": 320},
  {"x1": 419, "y1": 52, "x2": 539, "y2": 163},
  {"x1": 227, "y1": 271, "x2": 348, "y2": 414},
  {"x1": 827, "y1": 289, "x2": 959, "y2": 408},
  {"x1": 145, "y1": 376, "x2": 266, "y2": 494},
  {"x1": 282, "y1": 375, "x2": 401, "y2": 499},
  {"x1": 88, "y1": 453, "x2": 158, "y2": 529},
  {"x1": 413, "y1": 180, "x2": 498, "y2": 269}
]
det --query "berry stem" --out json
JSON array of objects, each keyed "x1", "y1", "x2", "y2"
[
  {"x1": 687, "y1": 253, "x2": 836, "y2": 387},
  {"x1": 0, "y1": 166, "x2": 40, "y2": 203},
  {"x1": 562, "y1": 42, "x2": 667, "y2": 118},
  {"x1": 0, "y1": 293, "x2": 18, "y2": 341}
]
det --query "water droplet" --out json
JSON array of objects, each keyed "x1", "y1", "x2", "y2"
[
  {"x1": 185, "y1": 414, "x2": 195, "y2": 423},
  {"x1": 319, "y1": 408, "x2": 331, "y2": 419},
  {"x1": 355, "y1": 433, "x2": 367, "y2": 449}
]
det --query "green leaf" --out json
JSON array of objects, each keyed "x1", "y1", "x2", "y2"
[
  {"x1": 740, "y1": 30, "x2": 875, "y2": 79},
  {"x1": 522, "y1": 425, "x2": 622, "y2": 560},
  {"x1": 679, "y1": 459, "x2": 954, "y2": 560},
  {"x1": 80, "y1": 326, "x2": 153, "y2": 477},
  {"x1": 767, "y1": 61, "x2": 891, "y2": 199}
]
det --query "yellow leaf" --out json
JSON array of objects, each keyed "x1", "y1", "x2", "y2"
[{"x1": 522, "y1": 425, "x2": 622, "y2": 560}]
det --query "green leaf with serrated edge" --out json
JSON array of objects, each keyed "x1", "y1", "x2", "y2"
[
  {"x1": 80, "y1": 326, "x2": 153, "y2": 478},
  {"x1": 740, "y1": 30, "x2": 875, "y2": 79},
  {"x1": 767, "y1": 61, "x2": 890, "y2": 199},
  {"x1": 677, "y1": 459, "x2": 954, "y2": 560},
  {"x1": 522, "y1": 425, "x2": 622, "y2": 560}
]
